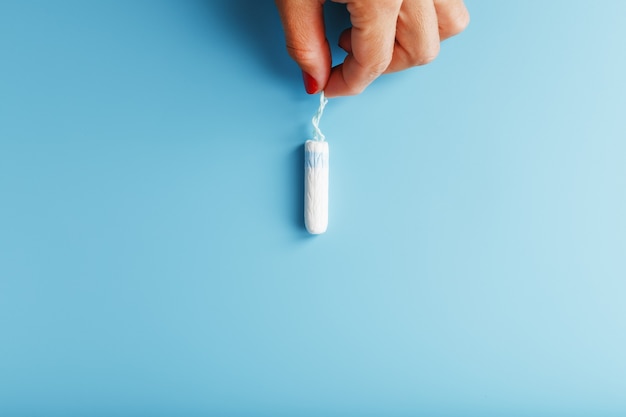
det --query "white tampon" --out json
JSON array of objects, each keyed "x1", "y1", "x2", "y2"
[{"x1": 304, "y1": 139, "x2": 329, "y2": 234}]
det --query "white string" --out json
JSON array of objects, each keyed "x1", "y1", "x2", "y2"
[{"x1": 311, "y1": 92, "x2": 328, "y2": 142}]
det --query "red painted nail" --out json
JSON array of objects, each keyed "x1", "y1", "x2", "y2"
[{"x1": 302, "y1": 71, "x2": 319, "y2": 95}]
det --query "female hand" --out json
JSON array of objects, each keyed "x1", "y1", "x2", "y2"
[{"x1": 275, "y1": 0, "x2": 469, "y2": 97}]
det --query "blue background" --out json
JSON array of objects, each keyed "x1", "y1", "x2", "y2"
[{"x1": 1, "y1": 1, "x2": 625, "y2": 415}]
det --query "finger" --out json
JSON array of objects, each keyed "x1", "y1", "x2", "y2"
[
  {"x1": 434, "y1": 0, "x2": 470, "y2": 40},
  {"x1": 324, "y1": 0, "x2": 402, "y2": 97},
  {"x1": 275, "y1": 0, "x2": 331, "y2": 94},
  {"x1": 385, "y1": 0, "x2": 441, "y2": 74},
  {"x1": 338, "y1": 28, "x2": 352, "y2": 54}
]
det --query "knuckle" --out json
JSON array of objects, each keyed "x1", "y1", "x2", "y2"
[
  {"x1": 362, "y1": 49, "x2": 393, "y2": 75},
  {"x1": 409, "y1": 44, "x2": 440, "y2": 66},
  {"x1": 451, "y1": 14, "x2": 470, "y2": 35},
  {"x1": 343, "y1": 76, "x2": 368, "y2": 96},
  {"x1": 368, "y1": 57, "x2": 392, "y2": 75},
  {"x1": 448, "y1": 9, "x2": 471, "y2": 36},
  {"x1": 285, "y1": 44, "x2": 316, "y2": 65}
]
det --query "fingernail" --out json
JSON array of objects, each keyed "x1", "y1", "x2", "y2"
[{"x1": 302, "y1": 71, "x2": 319, "y2": 95}]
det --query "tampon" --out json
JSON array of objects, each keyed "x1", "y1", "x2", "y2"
[{"x1": 304, "y1": 139, "x2": 329, "y2": 234}]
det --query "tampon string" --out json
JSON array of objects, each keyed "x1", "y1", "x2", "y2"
[{"x1": 311, "y1": 91, "x2": 328, "y2": 142}]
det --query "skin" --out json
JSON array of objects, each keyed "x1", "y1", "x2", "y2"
[{"x1": 275, "y1": 0, "x2": 470, "y2": 97}]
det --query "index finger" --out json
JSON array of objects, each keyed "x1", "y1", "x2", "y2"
[{"x1": 324, "y1": 0, "x2": 402, "y2": 97}]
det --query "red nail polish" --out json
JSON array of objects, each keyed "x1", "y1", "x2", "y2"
[{"x1": 302, "y1": 71, "x2": 319, "y2": 95}]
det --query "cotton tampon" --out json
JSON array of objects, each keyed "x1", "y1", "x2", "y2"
[{"x1": 304, "y1": 139, "x2": 329, "y2": 234}]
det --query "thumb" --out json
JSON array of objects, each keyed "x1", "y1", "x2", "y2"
[{"x1": 275, "y1": 0, "x2": 331, "y2": 94}]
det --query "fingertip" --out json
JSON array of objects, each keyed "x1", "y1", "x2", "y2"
[
  {"x1": 302, "y1": 71, "x2": 320, "y2": 95},
  {"x1": 294, "y1": 45, "x2": 331, "y2": 94}
]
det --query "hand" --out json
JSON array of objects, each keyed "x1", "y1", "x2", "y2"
[{"x1": 275, "y1": 0, "x2": 469, "y2": 97}]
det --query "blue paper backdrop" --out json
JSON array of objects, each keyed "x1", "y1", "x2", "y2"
[{"x1": 1, "y1": 1, "x2": 625, "y2": 415}]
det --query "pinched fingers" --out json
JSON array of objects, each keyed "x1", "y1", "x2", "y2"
[
  {"x1": 280, "y1": 0, "x2": 470, "y2": 97},
  {"x1": 324, "y1": 0, "x2": 402, "y2": 97}
]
